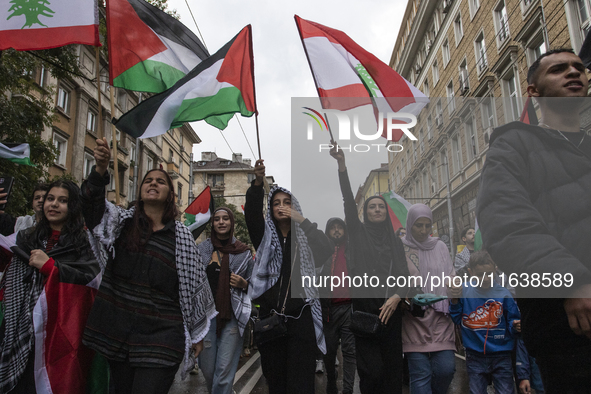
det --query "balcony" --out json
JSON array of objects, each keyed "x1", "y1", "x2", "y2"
[{"x1": 167, "y1": 161, "x2": 179, "y2": 179}]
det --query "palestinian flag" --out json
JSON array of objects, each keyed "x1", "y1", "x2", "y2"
[
  {"x1": 184, "y1": 186, "x2": 214, "y2": 240},
  {"x1": 382, "y1": 190, "x2": 411, "y2": 232},
  {"x1": 0, "y1": 0, "x2": 99, "y2": 50},
  {"x1": 0, "y1": 143, "x2": 34, "y2": 166},
  {"x1": 474, "y1": 218, "x2": 483, "y2": 251},
  {"x1": 114, "y1": 25, "x2": 257, "y2": 138},
  {"x1": 32, "y1": 256, "x2": 107, "y2": 393},
  {"x1": 106, "y1": 0, "x2": 210, "y2": 93},
  {"x1": 295, "y1": 15, "x2": 428, "y2": 141}
]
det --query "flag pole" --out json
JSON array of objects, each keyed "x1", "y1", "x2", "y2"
[
  {"x1": 109, "y1": 87, "x2": 121, "y2": 205},
  {"x1": 295, "y1": 16, "x2": 336, "y2": 144},
  {"x1": 255, "y1": 112, "x2": 262, "y2": 159},
  {"x1": 95, "y1": 47, "x2": 103, "y2": 140}
]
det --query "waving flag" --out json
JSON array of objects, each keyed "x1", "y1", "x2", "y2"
[
  {"x1": 0, "y1": 0, "x2": 100, "y2": 50},
  {"x1": 0, "y1": 143, "x2": 34, "y2": 166},
  {"x1": 382, "y1": 190, "x2": 411, "y2": 231},
  {"x1": 295, "y1": 15, "x2": 428, "y2": 141},
  {"x1": 114, "y1": 25, "x2": 257, "y2": 138},
  {"x1": 106, "y1": 0, "x2": 210, "y2": 93},
  {"x1": 184, "y1": 186, "x2": 215, "y2": 240}
]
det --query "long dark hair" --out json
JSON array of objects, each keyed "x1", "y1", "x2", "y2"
[
  {"x1": 26, "y1": 180, "x2": 87, "y2": 253},
  {"x1": 124, "y1": 169, "x2": 179, "y2": 252}
]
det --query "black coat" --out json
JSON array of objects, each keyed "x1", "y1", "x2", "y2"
[{"x1": 476, "y1": 121, "x2": 591, "y2": 356}]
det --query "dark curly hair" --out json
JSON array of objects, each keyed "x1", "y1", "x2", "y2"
[
  {"x1": 26, "y1": 180, "x2": 87, "y2": 255},
  {"x1": 123, "y1": 169, "x2": 179, "y2": 252}
]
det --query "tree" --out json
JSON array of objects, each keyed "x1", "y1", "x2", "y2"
[
  {"x1": 0, "y1": 47, "x2": 81, "y2": 217},
  {"x1": 7, "y1": 0, "x2": 54, "y2": 28}
]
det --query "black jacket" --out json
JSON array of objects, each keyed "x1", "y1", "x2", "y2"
[{"x1": 476, "y1": 121, "x2": 591, "y2": 356}]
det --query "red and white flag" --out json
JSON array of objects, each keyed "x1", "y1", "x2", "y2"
[
  {"x1": 295, "y1": 15, "x2": 428, "y2": 141},
  {"x1": 0, "y1": 0, "x2": 100, "y2": 50}
]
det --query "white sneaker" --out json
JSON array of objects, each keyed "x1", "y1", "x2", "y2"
[{"x1": 316, "y1": 359, "x2": 324, "y2": 374}]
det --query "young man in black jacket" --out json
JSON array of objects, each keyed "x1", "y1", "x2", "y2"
[{"x1": 476, "y1": 49, "x2": 591, "y2": 393}]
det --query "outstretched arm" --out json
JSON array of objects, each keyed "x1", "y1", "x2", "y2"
[
  {"x1": 245, "y1": 159, "x2": 266, "y2": 250},
  {"x1": 329, "y1": 142, "x2": 361, "y2": 233}
]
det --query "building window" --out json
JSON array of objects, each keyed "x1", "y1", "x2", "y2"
[
  {"x1": 38, "y1": 65, "x2": 48, "y2": 89},
  {"x1": 422, "y1": 171, "x2": 429, "y2": 198},
  {"x1": 413, "y1": 141, "x2": 418, "y2": 163},
  {"x1": 440, "y1": 150, "x2": 449, "y2": 183},
  {"x1": 495, "y1": 1, "x2": 510, "y2": 44},
  {"x1": 504, "y1": 73, "x2": 521, "y2": 122},
  {"x1": 470, "y1": 0, "x2": 481, "y2": 18},
  {"x1": 84, "y1": 152, "x2": 95, "y2": 178},
  {"x1": 407, "y1": 149, "x2": 412, "y2": 171},
  {"x1": 247, "y1": 173, "x2": 256, "y2": 183},
  {"x1": 459, "y1": 60, "x2": 469, "y2": 92},
  {"x1": 179, "y1": 160, "x2": 183, "y2": 175},
  {"x1": 169, "y1": 148, "x2": 174, "y2": 162},
  {"x1": 432, "y1": 61, "x2": 440, "y2": 85},
  {"x1": 430, "y1": 160, "x2": 438, "y2": 192},
  {"x1": 179, "y1": 133, "x2": 183, "y2": 146},
  {"x1": 53, "y1": 133, "x2": 67, "y2": 167},
  {"x1": 130, "y1": 142, "x2": 136, "y2": 161},
  {"x1": 400, "y1": 158, "x2": 406, "y2": 179},
  {"x1": 147, "y1": 156, "x2": 154, "y2": 171},
  {"x1": 447, "y1": 81, "x2": 455, "y2": 114},
  {"x1": 129, "y1": 180, "x2": 135, "y2": 202},
  {"x1": 481, "y1": 97, "x2": 496, "y2": 130},
  {"x1": 475, "y1": 33, "x2": 488, "y2": 73},
  {"x1": 465, "y1": 117, "x2": 478, "y2": 161},
  {"x1": 452, "y1": 136, "x2": 462, "y2": 174},
  {"x1": 577, "y1": 0, "x2": 591, "y2": 40},
  {"x1": 419, "y1": 129, "x2": 425, "y2": 154},
  {"x1": 57, "y1": 86, "x2": 70, "y2": 114},
  {"x1": 526, "y1": 35, "x2": 547, "y2": 66},
  {"x1": 87, "y1": 110, "x2": 97, "y2": 133},
  {"x1": 442, "y1": 39, "x2": 450, "y2": 66},
  {"x1": 427, "y1": 115, "x2": 433, "y2": 140},
  {"x1": 117, "y1": 91, "x2": 127, "y2": 111},
  {"x1": 177, "y1": 183, "x2": 183, "y2": 205},
  {"x1": 208, "y1": 174, "x2": 224, "y2": 187},
  {"x1": 454, "y1": 14, "x2": 464, "y2": 45},
  {"x1": 423, "y1": 80, "x2": 430, "y2": 96}
]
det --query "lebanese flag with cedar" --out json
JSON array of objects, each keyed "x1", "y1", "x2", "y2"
[
  {"x1": 295, "y1": 15, "x2": 428, "y2": 141},
  {"x1": 0, "y1": 0, "x2": 99, "y2": 50}
]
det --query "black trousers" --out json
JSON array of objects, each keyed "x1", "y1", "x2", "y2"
[
  {"x1": 108, "y1": 360, "x2": 180, "y2": 394},
  {"x1": 258, "y1": 305, "x2": 317, "y2": 394},
  {"x1": 323, "y1": 303, "x2": 356, "y2": 394},
  {"x1": 354, "y1": 310, "x2": 403, "y2": 394}
]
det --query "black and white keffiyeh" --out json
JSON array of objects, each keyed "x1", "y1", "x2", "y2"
[
  {"x1": 0, "y1": 251, "x2": 44, "y2": 393},
  {"x1": 248, "y1": 186, "x2": 326, "y2": 353},
  {"x1": 197, "y1": 238, "x2": 253, "y2": 336},
  {"x1": 89, "y1": 201, "x2": 217, "y2": 379}
]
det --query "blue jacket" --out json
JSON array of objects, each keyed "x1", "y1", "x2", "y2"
[{"x1": 450, "y1": 282, "x2": 521, "y2": 354}]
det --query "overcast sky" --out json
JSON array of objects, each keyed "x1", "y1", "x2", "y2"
[{"x1": 168, "y1": 0, "x2": 407, "y2": 225}]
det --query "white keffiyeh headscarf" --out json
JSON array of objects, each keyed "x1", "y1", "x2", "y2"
[{"x1": 248, "y1": 186, "x2": 326, "y2": 353}]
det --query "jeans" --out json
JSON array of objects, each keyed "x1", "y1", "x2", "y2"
[
  {"x1": 323, "y1": 303, "x2": 356, "y2": 394},
  {"x1": 465, "y1": 350, "x2": 515, "y2": 394},
  {"x1": 405, "y1": 350, "x2": 455, "y2": 394},
  {"x1": 198, "y1": 315, "x2": 243, "y2": 394}
]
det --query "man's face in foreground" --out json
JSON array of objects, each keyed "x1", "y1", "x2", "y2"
[{"x1": 529, "y1": 52, "x2": 589, "y2": 98}]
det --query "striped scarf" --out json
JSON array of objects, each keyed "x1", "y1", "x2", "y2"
[
  {"x1": 88, "y1": 201, "x2": 217, "y2": 380},
  {"x1": 248, "y1": 186, "x2": 326, "y2": 353},
  {"x1": 197, "y1": 238, "x2": 253, "y2": 336}
]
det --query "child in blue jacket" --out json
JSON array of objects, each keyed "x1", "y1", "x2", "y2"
[{"x1": 450, "y1": 251, "x2": 521, "y2": 394}]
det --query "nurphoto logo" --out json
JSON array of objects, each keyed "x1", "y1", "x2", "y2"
[{"x1": 303, "y1": 107, "x2": 418, "y2": 153}]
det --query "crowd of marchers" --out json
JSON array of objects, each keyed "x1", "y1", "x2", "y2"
[{"x1": 0, "y1": 48, "x2": 588, "y2": 394}]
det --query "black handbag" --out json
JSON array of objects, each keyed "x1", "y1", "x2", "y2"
[
  {"x1": 253, "y1": 312, "x2": 288, "y2": 345},
  {"x1": 253, "y1": 246, "x2": 298, "y2": 346},
  {"x1": 350, "y1": 310, "x2": 384, "y2": 337}
]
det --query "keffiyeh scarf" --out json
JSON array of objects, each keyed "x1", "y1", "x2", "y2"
[
  {"x1": 88, "y1": 201, "x2": 217, "y2": 380},
  {"x1": 248, "y1": 186, "x2": 326, "y2": 353}
]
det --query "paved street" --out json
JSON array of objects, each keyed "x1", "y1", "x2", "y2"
[{"x1": 170, "y1": 352, "x2": 477, "y2": 394}]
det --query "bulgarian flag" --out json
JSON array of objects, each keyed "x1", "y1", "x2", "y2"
[
  {"x1": 295, "y1": 15, "x2": 428, "y2": 141},
  {"x1": 114, "y1": 25, "x2": 257, "y2": 138},
  {"x1": 0, "y1": 0, "x2": 100, "y2": 50},
  {"x1": 382, "y1": 190, "x2": 412, "y2": 232},
  {"x1": 184, "y1": 186, "x2": 215, "y2": 240},
  {"x1": 0, "y1": 143, "x2": 34, "y2": 166},
  {"x1": 474, "y1": 218, "x2": 483, "y2": 251},
  {"x1": 106, "y1": 0, "x2": 209, "y2": 93}
]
